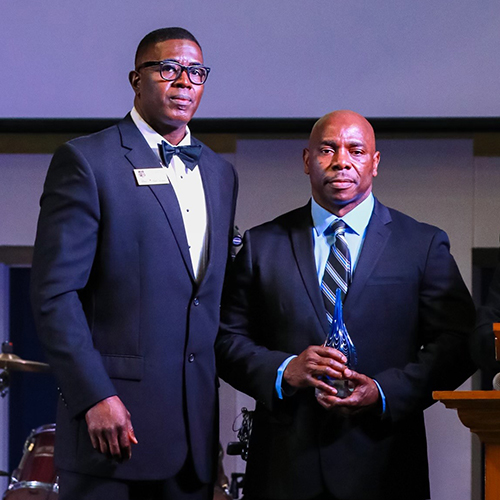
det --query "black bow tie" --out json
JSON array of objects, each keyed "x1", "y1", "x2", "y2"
[{"x1": 159, "y1": 141, "x2": 202, "y2": 170}]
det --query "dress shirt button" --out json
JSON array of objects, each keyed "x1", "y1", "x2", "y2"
[
  {"x1": 188, "y1": 353, "x2": 195, "y2": 363},
  {"x1": 193, "y1": 297, "x2": 200, "y2": 306}
]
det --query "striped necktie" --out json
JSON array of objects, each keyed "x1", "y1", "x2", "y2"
[{"x1": 321, "y1": 220, "x2": 351, "y2": 322}]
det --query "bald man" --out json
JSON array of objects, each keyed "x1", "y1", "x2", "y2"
[{"x1": 215, "y1": 111, "x2": 474, "y2": 500}]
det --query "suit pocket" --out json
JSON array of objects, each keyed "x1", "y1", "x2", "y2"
[
  {"x1": 101, "y1": 354, "x2": 144, "y2": 381},
  {"x1": 365, "y1": 275, "x2": 412, "y2": 285}
]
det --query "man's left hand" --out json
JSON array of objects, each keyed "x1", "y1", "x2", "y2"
[{"x1": 315, "y1": 368, "x2": 380, "y2": 415}]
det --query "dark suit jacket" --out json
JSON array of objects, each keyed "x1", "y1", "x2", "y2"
[
  {"x1": 30, "y1": 115, "x2": 238, "y2": 482},
  {"x1": 215, "y1": 199, "x2": 474, "y2": 500}
]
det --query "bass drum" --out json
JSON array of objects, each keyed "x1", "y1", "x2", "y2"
[{"x1": 3, "y1": 423, "x2": 58, "y2": 499}]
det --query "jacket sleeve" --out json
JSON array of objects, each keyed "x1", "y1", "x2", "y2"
[
  {"x1": 215, "y1": 230, "x2": 292, "y2": 409},
  {"x1": 30, "y1": 143, "x2": 117, "y2": 419},
  {"x1": 374, "y1": 229, "x2": 476, "y2": 422}
]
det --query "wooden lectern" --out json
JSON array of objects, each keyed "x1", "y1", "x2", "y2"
[
  {"x1": 433, "y1": 323, "x2": 500, "y2": 500},
  {"x1": 433, "y1": 390, "x2": 500, "y2": 500}
]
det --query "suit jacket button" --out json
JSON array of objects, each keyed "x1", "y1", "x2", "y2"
[
  {"x1": 193, "y1": 297, "x2": 200, "y2": 306},
  {"x1": 188, "y1": 353, "x2": 195, "y2": 363}
]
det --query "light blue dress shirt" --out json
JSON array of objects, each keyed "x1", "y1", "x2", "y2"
[
  {"x1": 275, "y1": 194, "x2": 386, "y2": 413},
  {"x1": 311, "y1": 194, "x2": 374, "y2": 281}
]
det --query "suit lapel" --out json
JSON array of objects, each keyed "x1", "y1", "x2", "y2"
[
  {"x1": 192, "y1": 137, "x2": 219, "y2": 286},
  {"x1": 118, "y1": 116, "x2": 195, "y2": 280},
  {"x1": 289, "y1": 204, "x2": 330, "y2": 339},
  {"x1": 344, "y1": 199, "x2": 392, "y2": 322}
]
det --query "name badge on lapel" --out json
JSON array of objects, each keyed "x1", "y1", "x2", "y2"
[{"x1": 134, "y1": 168, "x2": 170, "y2": 186}]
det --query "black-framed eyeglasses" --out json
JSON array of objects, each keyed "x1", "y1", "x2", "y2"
[{"x1": 136, "y1": 59, "x2": 211, "y2": 85}]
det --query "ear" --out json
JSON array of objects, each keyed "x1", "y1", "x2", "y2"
[
  {"x1": 303, "y1": 148, "x2": 310, "y2": 175},
  {"x1": 372, "y1": 151, "x2": 380, "y2": 177},
  {"x1": 129, "y1": 70, "x2": 141, "y2": 96}
]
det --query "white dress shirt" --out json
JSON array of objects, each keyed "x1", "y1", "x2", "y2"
[{"x1": 130, "y1": 107, "x2": 208, "y2": 282}]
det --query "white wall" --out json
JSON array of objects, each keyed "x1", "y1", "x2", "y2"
[
  {"x1": 1, "y1": 134, "x2": 498, "y2": 499},
  {"x1": 0, "y1": 155, "x2": 51, "y2": 246},
  {"x1": 474, "y1": 157, "x2": 500, "y2": 248}
]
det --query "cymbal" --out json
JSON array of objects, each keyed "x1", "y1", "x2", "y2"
[{"x1": 0, "y1": 353, "x2": 50, "y2": 373}]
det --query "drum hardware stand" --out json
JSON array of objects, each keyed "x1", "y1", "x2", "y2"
[
  {"x1": 0, "y1": 371, "x2": 9, "y2": 398},
  {"x1": 226, "y1": 407, "x2": 253, "y2": 499},
  {"x1": 229, "y1": 473, "x2": 244, "y2": 500},
  {"x1": 227, "y1": 407, "x2": 253, "y2": 461}
]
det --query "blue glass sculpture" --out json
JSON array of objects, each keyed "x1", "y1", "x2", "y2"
[{"x1": 323, "y1": 288, "x2": 357, "y2": 398}]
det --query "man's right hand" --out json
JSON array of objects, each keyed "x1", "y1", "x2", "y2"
[
  {"x1": 85, "y1": 395, "x2": 138, "y2": 462},
  {"x1": 283, "y1": 345, "x2": 348, "y2": 394}
]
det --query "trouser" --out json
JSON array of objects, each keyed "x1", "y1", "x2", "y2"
[{"x1": 58, "y1": 455, "x2": 212, "y2": 500}]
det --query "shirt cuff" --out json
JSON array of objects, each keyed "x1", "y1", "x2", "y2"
[
  {"x1": 373, "y1": 379, "x2": 387, "y2": 415},
  {"x1": 275, "y1": 355, "x2": 297, "y2": 399}
]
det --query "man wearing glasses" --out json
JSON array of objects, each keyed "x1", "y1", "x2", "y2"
[{"x1": 31, "y1": 27, "x2": 238, "y2": 500}]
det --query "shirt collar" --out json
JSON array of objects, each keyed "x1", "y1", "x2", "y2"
[
  {"x1": 311, "y1": 193, "x2": 375, "y2": 237},
  {"x1": 130, "y1": 107, "x2": 192, "y2": 149}
]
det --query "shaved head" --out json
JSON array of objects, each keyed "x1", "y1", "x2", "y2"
[
  {"x1": 303, "y1": 110, "x2": 380, "y2": 216},
  {"x1": 310, "y1": 110, "x2": 377, "y2": 154}
]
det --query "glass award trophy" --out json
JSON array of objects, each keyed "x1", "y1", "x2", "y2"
[{"x1": 319, "y1": 287, "x2": 357, "y2": 398}]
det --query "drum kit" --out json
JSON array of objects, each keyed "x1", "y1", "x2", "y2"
[
  {"x1": 0, "y1": 342, "x2": 56, "y2": 499},
  {"x1": 0, "y1": 343, "x2": 239, "y2": 499}
]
